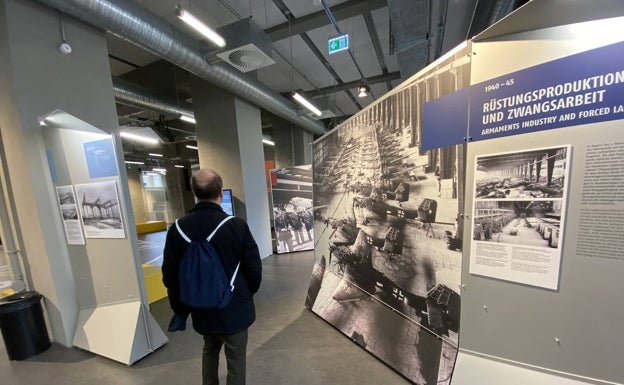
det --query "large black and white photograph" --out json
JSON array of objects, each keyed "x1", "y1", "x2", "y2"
[
  {"x1": 270, "y1": 165, "x2": 314, "y2": 254},
  {"x1": 470, "y1": 146, "x2": 572, "y2": 290},
  {"x1": 474, "y1": 146, "x2": 569, "y2": 200},
  {"x1": 306, "y1": 52, "x2": 468, "y2": 383},
  {"x1": 74, "y1": 180, "x2": 126, "y2": 239}
]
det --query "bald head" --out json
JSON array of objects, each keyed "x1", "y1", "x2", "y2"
[{"x1": 191, "y1": 169, "x2": 223, "y2": 202}]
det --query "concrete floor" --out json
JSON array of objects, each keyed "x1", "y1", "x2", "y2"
[{"x1": 0, "y1": 251, "x2": 410, "y2": 384}]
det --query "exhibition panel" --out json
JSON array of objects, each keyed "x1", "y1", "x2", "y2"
[
  {"x1": 41, "y1": 112, "x2": 167, "y2": 364},
  {"x1": 270, "y1": 166, "x2": 314, "y2": 254},
  {"x1": 453, "y1": 10, "x2": 624, "y2": 385},
  {"x1": 306, "y1": 4, "x2": 624, "y2": 384},
  {"x1": 306, "y1": 44, "x2": 470, "y2": 384}
]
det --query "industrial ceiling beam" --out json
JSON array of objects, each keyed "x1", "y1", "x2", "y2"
[
  {"x1": 362, "y1": 11, "x2": 392, "y2": 92},
  {"x1": 304, "y1": 71, "x2": 401, "y2": 98},
  {"x1": 267, "y1": 0, "x2": 387, "y2": 42},
  {"x1": 271, "y1": 0, "x2": 362, "y2": 110}
]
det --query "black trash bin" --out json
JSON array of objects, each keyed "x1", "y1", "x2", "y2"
[{"x1": 0, "y1": 291, "x2": 51, "y2": 360}]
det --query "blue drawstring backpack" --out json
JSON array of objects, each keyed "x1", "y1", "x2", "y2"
[{"x1": 175, "y1": 216, "x2": 239, "y2": 309}]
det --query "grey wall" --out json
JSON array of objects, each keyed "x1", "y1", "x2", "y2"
[{"x1": 455, "y1": 16, "x2": 624, "y2": 385}]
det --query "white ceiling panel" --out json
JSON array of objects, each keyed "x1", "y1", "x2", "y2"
[
  {"x1": 339, "y1": 15, "x2": 383, "y2": 77},
  {"x1": 370, "y1": 82, "x2": 389, "y2": 101},
  {"x1": 285, "y1": 0, "x2": 349, "y2": 19},
  {"x1": 269, "y1": 36, "x2": 331, "y2": 91},
  {"x1": 249, "y1": 1, "x2": 289, "y2": 29},
  {"x1": 306, "y1": 24, "x2": 361, "y2": 83},
  {"x1": 332, "y1": 91, "x2": 358, "y2": 116}
]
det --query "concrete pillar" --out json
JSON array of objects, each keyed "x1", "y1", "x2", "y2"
[
  {"x1": 292, "y1": 126, "x2": 313, "y2": 166},
  {"x1": 190, "y1": 76, "x2": 272, "y2": 258},
  {"x1": 0, "y1": 0, "x2": 115, "y2": 345},
  {"x1": 272, "y1": 117, "x2": 293, "y2": 169},
  {"x1": 0, "y1": 2, "x2": 169, "y2": 362}
]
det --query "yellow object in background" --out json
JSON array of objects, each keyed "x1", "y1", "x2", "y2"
[
  {"x1": 142, "y1": 264, "x2": 167, "y2": 304},
  {"x1": 135, "y1": 221, "x2": 167, "y2": 234}
]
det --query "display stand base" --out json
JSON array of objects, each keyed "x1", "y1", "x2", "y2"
[
  {"x1": 452, "y1": 350, "x2": 602, "y2": 385},
  {"x1": 73, "y1": 300, "x2": 167, "y2": 365}
]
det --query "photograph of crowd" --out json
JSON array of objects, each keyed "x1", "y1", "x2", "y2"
[
  {"x1": 271, "y1": 165, "x2": 314, "y2": 254},
  {"x1": 305, "y1": 44, "x2": 470, "y2": 384}
]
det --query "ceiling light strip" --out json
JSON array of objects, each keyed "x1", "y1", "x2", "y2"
[
  {"x1": 175, "y1": 6, "x2": 226, "y2": 48},
  {"x1": 120, "y1": 131, "x2": 159, "y2": 145},
  {"x1": 292, "y1": 92, "x2": 322, "y2": 116},
  {"x1": 180, "y1": 114, "x2": 196, "y2": 124}
]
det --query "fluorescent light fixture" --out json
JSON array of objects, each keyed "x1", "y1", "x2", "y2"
[
  {"x1": 124, "y1": 161, "x2": 145, "y2": 165},
  {"x1": 120, "y1": 131, "x2": 159, "y2": 145},
  {"x1": 358, "y1": 85, "x2": 370, "y2": 98},
  {"x1": 186, "y1": 145, "x2": 198, "y2": 150},
  {"x1": 292, "y1": 92, "x2": 322, "y2": 117},
  {"x1": 180, "y1": 114, "x2": 196, "y2": 124},
  {"x1": 174, "y1": 164, "x2": 185, "y2": 168},
  {"x1": 175, "y1": 6, "x2": 226, "y2": 48},
  {"x1": 148, "y1": 152, "x2": 163, "y2": 157},
  {"x1": 39, "y1": 120, "x2": 46, "y2": 126},
  {"x1": 262, "y1": 138, "x2": 275, "y2": 146},
  {"x1": 153, "y1": 168, "x2": 167, "y2": 172}
]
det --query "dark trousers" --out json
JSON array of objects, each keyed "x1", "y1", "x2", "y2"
[{"x1": 202, "y1": 329, "x2": 248, "y2": 385}]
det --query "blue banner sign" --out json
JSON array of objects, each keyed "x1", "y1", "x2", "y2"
[
  {"x1": 469, "y1": 41, "x2": 624, "y2": 141},
  {"x1": 422, "y1": 88, "x2": 469, "y2": 150},
  {"x1": 83, "y1": 138, "x2": 118, "y2": 178},
  {"x1": 421, "y1": 41, "x2": 624, "y2": 149}
]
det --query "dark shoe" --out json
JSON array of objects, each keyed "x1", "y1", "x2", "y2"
[{"x1": 167, "y1": 313, "x2": 188, "y2": 332}]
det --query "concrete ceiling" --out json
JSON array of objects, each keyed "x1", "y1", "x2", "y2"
[{"x1": 106, "y1": 0, "x2": 528, "y2": 135}]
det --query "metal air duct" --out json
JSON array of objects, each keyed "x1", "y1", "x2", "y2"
[
  {"x1": 112, "y1": 77, "x2": 194, "y2": 118},
  {"x1": 35, "y1": 0, "x2": 326, "y2": 135}
]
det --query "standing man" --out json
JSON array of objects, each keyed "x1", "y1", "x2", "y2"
[{"x1": 162, "y1": 169, "x2": 262, "y2": 385}]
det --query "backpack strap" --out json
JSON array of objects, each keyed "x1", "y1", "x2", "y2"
[
  {"x1": 175, "y1": 216, "x2": 234, "y2": 243},
  {"x1": 207, "y1": 216, "x2": 239, "y2": 291},
  {"x1": 175, "y1": 219, "x2": 191, "y2": 243},
  {"x1": 176, "y1": 215, "x2": 239, "y2": 290},
  {"x1": 207, "y1": 216, "x2": 235, "y2": 241}
]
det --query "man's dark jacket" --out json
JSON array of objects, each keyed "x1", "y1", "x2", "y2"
[{"x1": 162, "y1": 201, "x2": 262, "y2": 335}]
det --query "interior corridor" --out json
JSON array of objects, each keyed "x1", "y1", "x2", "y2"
[{"x1": 0, "y1": 251, "x2": 409, "y2": 384}]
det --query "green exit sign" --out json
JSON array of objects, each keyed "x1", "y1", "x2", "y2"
[{"x1": 328, "y1": 34, "x2": 349, "y2": 54}]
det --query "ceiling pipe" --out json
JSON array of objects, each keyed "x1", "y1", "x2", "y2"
[
  {"x1": 112, "y1": 77, "x2": 194, "y2": 118},
  {"x1": 35, "y1": 0, "x2": 327, "y2": 136}
]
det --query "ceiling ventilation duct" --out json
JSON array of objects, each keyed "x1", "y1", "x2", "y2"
[
  {"x1": 215, "y1": 18, "x2": 276, "y2": 73},
  {"x1": 35, "y1": 0, "x2": 325, "y2": 135}
]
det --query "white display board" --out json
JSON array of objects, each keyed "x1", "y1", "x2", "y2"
[{"x1": 469, "y1": 145, "x2": 571, "y2": 290}]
